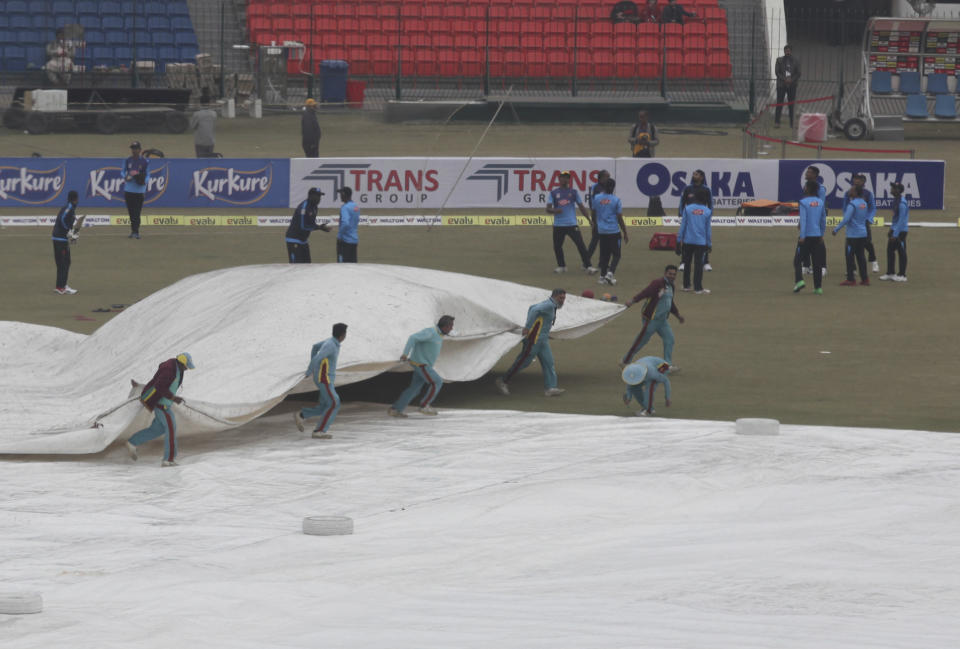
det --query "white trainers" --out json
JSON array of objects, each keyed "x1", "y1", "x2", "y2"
[
  {"x1": 597, "y1": 276, "x2": 608, "y2": 285},
  {"x1": 704, "y1": 263, "x2": 713, "y2": 272},
  {"x1": 694, "y1": 288, "x2": 711, "y2": 294},
  {"x1": 678, "y1": 263, "x2": 685, "y2": 271},
  {"x1": 553, "y1": 266, "x2": 567, "y2": 274},
  {"x1": 584, "y1": 266, "x2": 599, "y2": 275},
  {"x1": 125, "y1": 441, "x2": 138, "y2": 461},
  {"x1": 871, "y1": 261, "x2": 880, "y2": 273},
  {"x1": 294, "y1": 411, "x2": 305, "y2": 432},
  {"x1": 161, "y1": 460, "x2": 179, "y2": 467},
  {"x1": 667, "y1": 365, "x2": 679, "y2": 374},
  {"x1": 62, "y1": 285, "x2": 78, "y2": 294},
  {"x1": 387, "y1": 408, "x2": 408, "y2": 418},
  {"x1": 311, "y1": 430, "x2": 332, "y2": 439},
  {"x1": 604, "y1": 272, "x2": 616, "y2": 286},
  {"x1": 494, "y1": 377, "x2": 510, "y2": 396},
  {"x1": 544, "y1": 387, "x2": 566, "y2": 397},
  {"x1": 821, "y1": 267, "x2": 828, "y2": 277},
  {"x1": 635, "y1": 409, "x2": 656, "y2": 417},
  {"x1": 53, "y1": 287, "x2": 66, "y2": 295},
  {"x1": 419, "y1": 406, "x2": 438, "y2": 416},
  {"x1": 893, "y1": 275, "x2": 908, "y2": 282},
  {"x1": 879, "y1": 274, "x2": 894, "y2": 281},
  {"x1": 802, "y1": 266, "x2": 812, "y2": 275}
]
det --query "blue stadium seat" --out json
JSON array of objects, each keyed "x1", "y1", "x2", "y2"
[
  {"x1": 131, "y1": 31, "x2": 151, "y2": 46},
  {"x1": 124, "y1": 16, "x2": 147, "y2": 31},
  {"x1": 148, "y1": 16, "x2": 171, "y2": 31},
  {"x1": 8, "y1": 1, "x2": 28, "y2": 13},
  {"x1": 101, "y1": 1, "x2": 122, "y2": 14},
  {"x1": 898, "y1": 71, "x2": 921, "y2": 94},
  {"x1": 0, "y1": 31, "x2": 14, "y2": 45},
  {"x1": 927, "y1": 73, "x2": 949, "y2": 95},
  {"x1": 114, "y1": 46, "x2": 132, "y2": 63},
  {"x1": 78, "y1": 15, "x2": 101, "y2": 30},
  {"x1": 102, "y1": 15, "x2": 123, "y2": 30},
  {"x1": 106, "y1": 31, "x2": 128, "y2": 46},
  {"x1": 31, "y1": 14, "x2": 53, "y2": 30},
  {"x1": 121, "y1": 1, "x2": 138, "y2": 16},
  {"x1": 934, "y1": 94, "x2": 956, "y2": 118},
  {"x1": 174, "y1": 31, "x2": 197, "y2": 47},
  {"x1": 158, "y1": 45, "x2": 178, "y2": 60},
  {"x1": 3, "y1": 45, "x2": 27, "y2": 70},
  {"x1": 152, "y1": 31, "x2": 174, "y2": 46},
  {"x1": 10, "y1": 15, "x2": 32, "y2": 30},
  {"x1": 25, "y1": 45, "x2": 46, "y2": 68},
  {"x1": 0, "y1": 16, "x2": 7, "y2": 29},
  {"x1": 28, "y1": 0, "x2": 48, "y2": 15},
  {"x1": 171, "y1": 16, "x2": 194, "y2": 31},
  {"x1": 169, "y1": 2, "x2": 191, "y2": 17},
  {"x1": 77, "y1": 1, "x2": 98, "y2": 17},
  {"x1": 20, "y1": 29, "x2": 41, "y2": 45},
  {"x1": 905, "y1": 93, "x2": 928, "y2": 118},
  {"x1": 134, "y1": 45, "x2": 157, "y2": 61},
  {"x1": 179, "y1": 44, "x2": 198, "y2": 60},
  {"x1": 870, "y1": 70, "x2": 892, "y2": 94},
  {"x1": 91, "y1": 46, "x2": 113, "y2": 66},
  {"x1": 52, "y1": 0, "x2": 74, "y2": 16},
  {"x1": 145, "y1": 2, "x2": 167, "y2": 17},
  {"x1": 84, "y1": 29, "x2": 105, "y2": 45}
]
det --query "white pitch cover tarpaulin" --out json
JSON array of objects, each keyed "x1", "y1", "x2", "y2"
[{"x1": 0, "y1": 264, "x2": 623, "y2": 455}]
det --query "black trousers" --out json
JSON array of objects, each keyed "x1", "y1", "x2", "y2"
[
  {"x1": 681, "y1": 243, "x2": 707, "y2": 290},
  {"x1": 586, "y1": 225, "x2": 599, "y2": 258},
  {"x1": 793, "y1": 237, "x2": 826, "y2": 288},
  {"x1": 597, "y1": 232, "x2": 622, "y2": 277},
  {"x1": 864, "y1": 222, "x2": 876, "y2": 262},
  {"x1": 287, "y1": 241, "x2": 311, "y2": 264},
  {"x1": 845, "y1": 237, "x2": 868, "y2": 281},
  {"x1": 553, "y1": 225, "x2": 591, "y2": 268},
  {"x1": 337, "y1": 239, "x2": 358, "y2": 263},
  {"x1": 775, "y1": 83, "x2": 797, "y2": 125},
  {"x1": 886, "y1": 231, "x2": 908, "y2": 276},
  {"x1": 124, "y1": 191, "x2": 144, "y2": 234},
  {"x1": 53, "y1": 240, "x2": 70, "y2": 288},
  {"x1": 303, "y1": 142, "x2": 319, "y2": 158}
]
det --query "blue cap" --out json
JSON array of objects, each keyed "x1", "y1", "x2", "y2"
[
  {"x1": 621, "y1": 363, "x2": 647, "y2": 386},
  {"x1": 176, "y1": 352, "x2": 195, "y2": 370}
]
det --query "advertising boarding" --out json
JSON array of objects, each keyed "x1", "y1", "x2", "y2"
[{"x1": 778, "y1": 160, "x2": 945, "y2": 210}]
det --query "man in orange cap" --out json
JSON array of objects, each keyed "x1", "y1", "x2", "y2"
[{"x1": 301, "y1": 98, "x2": 321, "y2": 157}]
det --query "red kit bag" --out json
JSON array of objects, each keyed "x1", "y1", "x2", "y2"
[{"x1": 648, "y1": 232, "x2": 677, "y2": 251}]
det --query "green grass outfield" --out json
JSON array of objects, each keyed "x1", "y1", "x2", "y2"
[{"x1": 1, "y1": 113, "x2": 958, "y2": 432}]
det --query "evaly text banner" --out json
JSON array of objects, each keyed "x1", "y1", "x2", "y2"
[
  {"x1": 777, "y1": 160, "x2": 945, "y2": 210},
  {"x1": 0, "y1": 158, "x2": 289, "y2": 208}
]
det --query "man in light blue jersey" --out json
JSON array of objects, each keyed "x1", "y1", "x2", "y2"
[
  {"x1": 799, "y1": 165, "x2": 828, "y2": 277},
  {"x1": 389, "y1": 315, "x2": 455, "y2": 417},
  {"x1": 592, "y1": 177, "x2": 629, "y2": 286},
  {"x1": 336, "y1": 186, "x2": 360, "y2": 263},
  {"x1": 496, "y1": 289, "x2": 566, "y2": 397},
  {"x1": 843, "y1": 174, "x2": 879, "y2": 273},
  {"x1": 123, "y1": 141, "x2": 149, "y2": 239},
  {"x1": 547, "y1": 171, "x2": 597, "y2": 275},
  {"x1": 585, "y1": 169, "x2": 611, "y2": 261},
  {"x1": 621, "y1": 356, "x2": 672, "y2": 417},
  {"x1": 677, "y1": 186, "x2": 712, "y2": 294},
  {"x1": 793, "y1": 180, "x2": 827, "y2": 294},
  {"x1": 833, "y1": 186, "x2": 872, "y2": 286},
  {"x1": 678, "y1": 170, "x2": 714, "y2": 271},
  {"x1": 296, "y1": 323, "x2": 347, "y2": 438},
  {"x1": 880, "y1": 181, "x2": 909, "y2": 282}
]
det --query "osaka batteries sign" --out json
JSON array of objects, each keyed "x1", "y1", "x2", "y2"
[
  {"x1": 615, "y1": 158, "x2": 777, "y2": 210},
  {"x1": 778, "y1": 160, "x2": 945, "y2": 210}
]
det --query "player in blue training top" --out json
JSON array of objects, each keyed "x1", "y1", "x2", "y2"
[
  {"x1": 336, "y1": 186, "x2": 360, "y2": 263},
  {"x1": 496, "y1": 289, "x2": 567, "y2": 397},
  {"x1": 621, "y1": 356, "x2": 672, "y2": 417},
  {"x1": 592, "y1": 177, "x2": 629, "y2": 286},
  {"x1": 585, "y1": 169, "x2": 610, "y2": 262},
  {"x1": 677, "y1": 185, "x2": 713, "y2": 294},
  {"x1": 285, "y1": 187, "x2": 330, "y2": 263},
  {"x1": 833, "y1": 186, "x2": 872, "y2": 286},
  {"x1": 51, "y1": 189, "x2": 80, "y2": 295},
  {"x1": 843, "y1": 174, "x2": 879, "y2": 273},
  {"x1": 546, "y1": 171, "x2": 597, "y2": 275},
  {"x1": 798, "y1": 165, "x2": 828, "y2": 277},
  {"x1": 388, "y1": 315, "x2": 455, "y2": 418},
  {"x1": 678, "y1": 170, "x2": 714, "y2": 271},
  {"x1": 123, "y1": 140, "x2": 149, "y2": 239},
  {"x1": 792, "y1": 179, "x2": 827, "y2": 295},
  {"x1": 296, "y1": 323, "x2": 347, "y2": 438},
  {"x1": 880, "y1": 181, "x2": 909, "y2": 282}
]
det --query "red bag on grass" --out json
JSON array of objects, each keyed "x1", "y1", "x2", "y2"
[{"x1": 649, "y1": 232, "x2": 677, "y2": 251}]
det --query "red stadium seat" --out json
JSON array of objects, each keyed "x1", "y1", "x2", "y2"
[
  {"x1": 521, "y1": 34, "x2": 543, "y2": 51},
  {"x1": 526, "y1": 50, "x2": 547, "y2": 77},
  {"x1": 422, "y1": 3, "x2": 444, "y2": 20},
  {"x1": 455, "y1": 33, "x2": 478, "y2": 49},
  {"x1": 371, "y1": 47, "x2": 395, "y2": 75},
  {"x1": 544, "y1": 34, "x2": 565, "y2": 51},
  {"x1": 414, "y1": 49, "x2": 437, "y2": 76},
  {"x1": 268, "y1": 5, "x2": 287, "y2": 18},
  {"x1": 437, "y1": 49, "x2": 458, "y2": 76},
  {"x1": 399, "y1": 4, "x2": 421, "y2": 19},
  {"x1": 666, "y1": 50, "x2": 683, "y2": 77},
  {"x1": 684, "y1": 22, "x2": 706, "y2": 36},
  {"x1": 433, "y1": 32, "x2": 454, "y2": 50},
  {"x1": 355, "y1": 4, "x2": 377, "y2": 20},
  {"x1": 503, "y1": 49, "x2": 524, "y2": 77},
  {"x1": 338, "y1": 18, "x2": 359, "y2": 33},
  {"x1": 664, "y1": 34, "x2": 683, "y2": 51},
  {"x1": 406, "y1": 32, "x2": 430, "y2": 49},
  {"x1": 316, "y1": 17, "x2": 337, "y2": 33},
  {"x1": 614, "y1": 50, "x2": 636, "y2": 78},
  {"x1": 404, "y1": 18, "x2": 427, "y2": 33},
  {"x1": 686, "y1": 35, "x2": 706, "y2": 53},
  {"x1": 459, "y1": 48, "x2": 484, "y2": 76},
  {"x1": 348, "y1": 47, "x2": 371, "y2": 75},
  {"x1": 332, "y1": 3, "x2": 354, "y2": 19},
  {"x1": 638, "y1": 50, "x2": 662, "y2": 78},
  {"x1": 248, "y1": 5, "x2": 267, "y2": 18},
  {"x1": 684, "y1": 51, "x2": 706, "y2": 78},
  {"x1": 707, "y1": 21, "x2": 728, "y2": 37},
  {"x1": 702, "y1": 7, "x2": 725, "y2": 22},
  {"x1": 547, "y1": 49, "x2": 570, "y2": 77},
  {"x1": 708, "y1": 52, "x2": 731, "y2": 78},
  {"x1": 496, "y1": 32, "x2": 520, "y2": 50}
]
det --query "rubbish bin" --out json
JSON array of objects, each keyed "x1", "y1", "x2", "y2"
[
  {"x1": 319, "y1": 59, "x2": 348, "y2": 103},
  {"x1": 798, "y1": 113, "x2": 827, "y2": 143},
  {"x1": 345, "y1": 80, "x2": 366, "y2": 109}
]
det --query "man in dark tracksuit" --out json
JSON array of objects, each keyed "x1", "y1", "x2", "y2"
[
  {"x1": 844, "y1": 174, "x2": 879, "y2": 272},
  {"x1": 678, "y1": 170, "x2": 714, "y2": 270},
  {"x1": 775, "y1": 45, "x2": 800, "y2": 128},
  {"x1": 301, "y1": 98, "x2": 321, "y2": 158},
  {"x1": 123, "y1": 141, "x2": 149, "y2": 239},
  {"x1": 127, "y1": 352, "x2": 195, "y2": 467},
  {"x1": 51, "y1": 190, "x2": 80, "y2": 295},
  {"x1": 285, "y1": 187, "x2": 330, "y2": 263}
]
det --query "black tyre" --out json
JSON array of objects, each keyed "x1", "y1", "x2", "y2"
[
  {"x1": 74, "y1": 113, "x2": 98, "y2": 131},
  {"x1": 843, "y1": 118, "x2": 867, "y2": 141},
  {"x1": 3, "y1": 108, "x2": 25, "y2": 130},
  {"x1": 23, "y1": 111, "x2": 50, "y2": 135},
  {"x1": 164, "y1": 111, "x2": 188, "y2": 134},
  {"x1": 96, "y1": 112, "x2": 119, "y2": 134}
]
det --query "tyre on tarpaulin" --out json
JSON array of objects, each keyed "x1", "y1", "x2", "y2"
[
  {"x1": 164, "y1": 111, "x2": 188, "y2": 133},
  {"x1": 96, "y1": 112, "x2": 119, "y2": 134},
  {"x1": 24, "y1": 111, "x2": 50, "y2": 135}
]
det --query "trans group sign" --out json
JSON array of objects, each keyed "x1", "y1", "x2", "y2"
[{"x1": 778, "y1": 160, "x2": 945, "y2": 210}]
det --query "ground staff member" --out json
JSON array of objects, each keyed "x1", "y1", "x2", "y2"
[
  {"x1": 677, "y1": 186, "x2": 712, "y2": 294},
  {"x1": 496, "y1": 289, "x2": 567, "y2": 397},
  {"x1": 592, "y1": 177, "x2": 628, "y2": 286},
  {"x1": 880, "y1": 182, "x2": 909, "y2": 282},
  {"x1": 546, "y1": 170, "x2": 596, "y2": 275},
  {"x1": 621, "y1": 264, "x2": 684, "y2": 370},
  {"x1": 126, "y1": 353, "x2": 195, "y2": 467},
  {"x1": 622, "y1": 356, "x2": 672, "y2": 417},
  {"x1": 285, "y1": 188, "x2": 330, "y2": 263},
  {"x1": 337, "y1": 187, "x2": 360, "y2": 263},
  {"x1": 793, "y1": 180, "x2": 827, "y2": 295},
  {"x1": 388, "y1": 315, "x2": 455, "y2": 418},
  {"x1": 123, "y1": 141, "x2": 149, "y2": 239},
  {"x1": 296, "y1": 323, "x2": 347, "y2": 437},
  {"x1": 833, "y1": 187, "x2": 871, "y2": 286},
  {"x1": 51, "y1": 190, "x2": 80, "y2": 295}
]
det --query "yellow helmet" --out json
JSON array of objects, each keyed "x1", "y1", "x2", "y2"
[{"x1": 176, "y1": 352, "x2": 195, "y2": 369}]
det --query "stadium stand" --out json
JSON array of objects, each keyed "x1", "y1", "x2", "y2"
[{"x1": 244, "y1": 0, "x2": 732, "y2": 81}]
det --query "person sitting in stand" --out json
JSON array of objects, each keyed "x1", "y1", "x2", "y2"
[{"x1": 661, "y1": 0, "x2": 697, "y2": 24}]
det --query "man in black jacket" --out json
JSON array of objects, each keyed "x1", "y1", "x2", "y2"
[
  {"x1": 301, "y1": 98, "x2": 321, "y2": 158},
  {"x1": 775, "y1": 45, "x2": 801, "y2": 128},
  {"x1": 661, "y1": 0, "x2": 696, "y2": 24}
]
